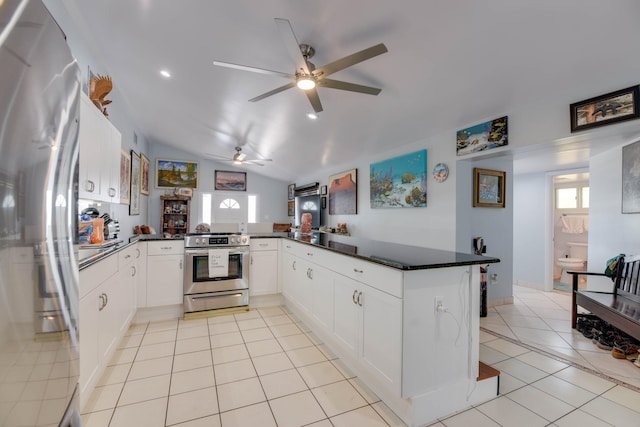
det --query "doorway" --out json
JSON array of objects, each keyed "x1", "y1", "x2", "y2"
[
  {"x1": 550, "y1": 171, "x2": 590, "y2": 292},
  {"x1": 212, "y1": 193, "x2": 248, "y2": 233}
]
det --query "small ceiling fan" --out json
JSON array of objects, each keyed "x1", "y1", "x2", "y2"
[
  {"x1": 213, "y1": 18, "x2": 388, "y2": 113},
  {"x1": 206, "y1": 146, "x2": 273, "y2": 166}
]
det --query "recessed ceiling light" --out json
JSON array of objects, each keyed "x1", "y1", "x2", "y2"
[
  {"x1": 307, "y1": 113, "x2": 318, "y2": 119},
  {"x1": 160, "y1": 70, "x2": 171, "y2": 78}
]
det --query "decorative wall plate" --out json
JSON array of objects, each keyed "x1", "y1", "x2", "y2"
[{"x1": 433, "y1": 163, "x2": 449, "y2": 182}]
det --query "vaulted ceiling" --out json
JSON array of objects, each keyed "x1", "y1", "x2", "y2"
[{"x1": 62, "y1": 0, "x2": 640, "y2": 181}]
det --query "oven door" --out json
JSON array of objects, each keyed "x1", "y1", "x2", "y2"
[{"x1": 183, "y1": 247, "x2": 249, "y2": 295}]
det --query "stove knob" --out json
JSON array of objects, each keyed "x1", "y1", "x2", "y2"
[
  {"x1": 195, "y1": 238, "x2": 201, "y2": 245},
  {"x1": 241, "y1": 237, "x2": 248, "y2": 244},
  {"x1": 231, "y1": 237, "x2": 238, "y2": 244}
]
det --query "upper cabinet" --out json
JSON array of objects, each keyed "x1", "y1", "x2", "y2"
[{"x1": 78, "y1": 95, "x2": 122, "y2": 203}]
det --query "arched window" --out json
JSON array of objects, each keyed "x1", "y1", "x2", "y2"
[
  {"x1": 302, "y1": 200, "x2": 318, "y2": 210},
  {"x1": 219, "y1": 198, "x2": 240, "y2": 209}
]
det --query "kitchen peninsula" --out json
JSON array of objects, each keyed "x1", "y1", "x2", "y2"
[{"x1": 277, "y1": 231, "x2": 499, "y2": 426}]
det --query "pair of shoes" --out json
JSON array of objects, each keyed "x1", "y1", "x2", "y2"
[{"x1": 611, "y1": 342, "x2": 640, "y2": 359}]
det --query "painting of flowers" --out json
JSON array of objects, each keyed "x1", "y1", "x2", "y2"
[{"x1": 370, "y1": 149, "x2": 427, "y2": 208}]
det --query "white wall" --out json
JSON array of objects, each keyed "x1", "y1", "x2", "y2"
[
  {"x1": 297, "y1": 132, "x2": 458, "y2": 250},
  {"x1": 588, "y1": 139, "x2": 640, "y2": 291},
  {"x1": 513, "y1": 172, "x2": 548, "y2": 289},
  {"x1": 147, "y1": 143, "x2": 289, "y2": 233},
  {"x1": 456, "y1": 157, "x2": 514, "y2": 302}
]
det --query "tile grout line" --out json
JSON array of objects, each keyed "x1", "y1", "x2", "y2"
[{"x1": 481, "y1": 327, "x2": 640, "y2": 393}]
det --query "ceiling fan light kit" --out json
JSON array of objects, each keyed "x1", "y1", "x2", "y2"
[
  {"x1": 213, "y1": 18, "x2": 387, "y2": 113},
  {"x1": 207, "y1": 146, "x2": 272, "y2": 167}
]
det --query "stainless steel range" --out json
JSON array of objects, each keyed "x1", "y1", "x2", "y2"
[{"x1": 183, "y1": 233, "x2": 250, "y2": 314}]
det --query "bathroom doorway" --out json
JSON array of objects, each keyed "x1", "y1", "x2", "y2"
[{"x1": 552, "y1": 172, "x2": 590, "y2": 292}]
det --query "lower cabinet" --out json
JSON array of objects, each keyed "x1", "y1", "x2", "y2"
[
  {"x1": 282, "y1": 241, "x2": 402, "y2": 394},
  {"x1": 249, "y1": 238, "x2": 279, "y2": 296},
  {"x1": 146, "y1": 240, "x2": 184, "y2": 307}
]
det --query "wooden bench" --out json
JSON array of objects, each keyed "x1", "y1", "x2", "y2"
[{"x1": 570, "y1": 254, "x2": 640, "y2": 341}]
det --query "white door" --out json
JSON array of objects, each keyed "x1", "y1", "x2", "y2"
[{"x1": 212, "y1": 194, "x2": 248, "y2": 233}]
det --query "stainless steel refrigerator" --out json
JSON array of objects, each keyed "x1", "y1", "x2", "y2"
[{"x1": 0, "y1": 0, "x2": 81, "y2": 425}]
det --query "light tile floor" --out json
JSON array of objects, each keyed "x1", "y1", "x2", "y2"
[{"x1": 81, "y1": 290, "x2": 640, "y2": 427}]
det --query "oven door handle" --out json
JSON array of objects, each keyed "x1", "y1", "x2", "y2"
[
  {"x1": 185, "y1": 249, "x2": 248, "y2": 256},
  {"x1": 192, "y1": 293, "x2": 245, "y2": 300}
]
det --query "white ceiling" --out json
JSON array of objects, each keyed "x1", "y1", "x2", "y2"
[{"x1": 62, "y1": 0, "x2": 640, "y2": 181}]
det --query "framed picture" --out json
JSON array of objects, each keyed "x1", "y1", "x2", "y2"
[
  {"x1": 215, "y1": 170, "x2": 246, "y2": 191},
  {"x1": 473, "y1": 168, "x2": 505, "y2": 208},
  {"x1": 570, "y1": 85, "x2": 640, "y2": 132},
  {"x1": 140, "y1": 153, "x2": 150, "y2": 195},
  {"x1": 622, "y1": 140, "x2": 640, "y2": 213},
  {"x1": 288, "y1": 183, "x2": 295, "y2": 200},
  {"x1": 456, "y1": 116, "x2": 508, "y2": 156},
  {"x1": 370, "y1": 149, "x2": 427, "y2": 208},
  {"x1": 119, "y1": 148, "x2": 131, "y2": 205},
  {"x1": 130, "y1": 151, "x2": 141, "y2": 215},
  {"x1": 329, "y1": 169, "x2": 357, "y2": 214},
  {"x1": 156, "y1": 159, "x2": 198, "y2": 189},
  {"x1": 321, "y1": 185, "x2": 327, "y2": 195},
  {"x1": 287, "y1": 200, "x2": 295, "y2": 217}
]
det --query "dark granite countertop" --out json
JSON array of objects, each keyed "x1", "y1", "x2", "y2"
[{"x1": 283, "y1": 232, "x2": 499, "y2": 271}]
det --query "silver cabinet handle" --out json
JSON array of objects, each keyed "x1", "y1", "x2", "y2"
[
  {"x1": 259, "y1": 243, "x2": 268, "y2": 247},
  {"x1": 251, "y1": 256, "x2": 254, "y2": 265},
  {"x1": 357, "y1": 291, "x2": 363, "y2": 307},
  {"x1": 104, "y1": 293, "x2": 108, "y2": 307},
  {"x1": 98, "y1": 294, "x2": 105, "y2": 311},
  {"x1": 180, "y1": 259, "x2": 183, "y2": 270},
  {"x1": 286, "y1": 245, "x2": 291, "y2": 249},
  {"x1": 292, "y1": 260, "x2": 296, "y2": 271},
  {"x1": 307, "y1": 252, "x2": 313, "y2": 256},
  {"x1": 131, "y1": 266, "x2": 136, "y2": 277},
  {"x1": 352, "y1": 290, "x2": 358, "y2": 304},
  {"x1": 136, "y1": 248, "x2": 141, "y2": 259},
  {"x1": 160, "y1": 246, "x2": 172, "y2": 250},
  {"x1": 353, "y1": 268, "x2": 363, "y2": 274},
  {"x1": 86, "y1": 180, "x2": 95, "y2": 192},
  {"x1": 124, "y1": 254, "x2": 131, "y2": 260},
  {"x1": 307, "y1": 268, "x2": 313, "y2": 279}
]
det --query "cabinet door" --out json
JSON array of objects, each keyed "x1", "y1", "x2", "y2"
[
  {"x1": 146, "y1": 254, "x2": 183, "y2": 306},
  {"x1": 105, "y1": 126, "x2": 121, "y2": 202},
  {"x1": 249, "y1": 251, "x2": 278, "y2": 296},
  {"x1": 116, "y1": 261, "x2": 137, "y2": 333},
  {"x1": 78, "y1": 96, "x2": 104, "y2": 200},
  {"x1": 310, "y1": 264, "x2": 334, "y2": 332},
  {"x1": 281, "y1": 252, "x2": 297, "y2": 302},
  {"x1": 359, "y1": 284, "x2": 402, "y2": 393},
  {"x1": 332, "y1": 274, "x2": 359, "y2": 356},
  {"x1": 136, "y1": 243, "x2": 148, "y2": 308},
  {"x1": 98, "y1": 274, "x2": 119, "y2": 363},
  {"x1": 79, "y1": 286, "x2": 100, "y2": 398}
]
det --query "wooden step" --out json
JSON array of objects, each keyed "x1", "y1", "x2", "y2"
[
  {"x1": 477, "y1": 361, "x2": 500, "y2": 396},
  {"x1": 477, "y1": 361, "x2": 500, "y2": 381}
]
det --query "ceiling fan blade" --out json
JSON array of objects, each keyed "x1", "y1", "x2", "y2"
[
  {"x1": 305, "y1": 88, "x2": 323, "y2": 113},
  {"x1": 249, "y1": 82, "x2": 296, "y2": 102},
  {"x1": 243, "y1": 161, "x2": 265, "y2": 166},
  {"x1": 315, "y1": 43, "x2": 388, "y2": 78},
  {"x1": 274, "y1": 18, "x2": 310, "y2": 74},
  {"x1": 319, "y1": 78, "x2": 382, "y2": 95},
  {"x1": 213, "y1": 60, "x2": 294, "y2": 79},
  {"x1": 205, "y1": 153, "x2": 231, "y2": 160}
]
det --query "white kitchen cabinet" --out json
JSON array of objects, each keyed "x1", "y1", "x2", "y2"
[
  {"x1": 249, "y1": 239, "x2": 278, "y2": 296},
  {"x1": 309, "y1": 262, "x2": 334, "y2": 332},
  {"x1": 78, "y1": 95, "x2": 121, "y2": 203},
  {"x1": 146, "y1": 240, "x2": 184, "y2": 307},
  {"x1": 79, "y1": 257, "x2": 121, "y2": 408},
  {"x1": 136, "y1": 242, "x2": 148, "y2": 307},
  {"x1": 116, "y1": 244, "x2": 138, "y2": 331},
  {"x1": 281, "y1": 251, "x2": 297, "y2": 302}
]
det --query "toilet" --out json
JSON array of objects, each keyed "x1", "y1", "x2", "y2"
[{"x1": 556, "y1": 242, "x2": 588, "y2": 283}]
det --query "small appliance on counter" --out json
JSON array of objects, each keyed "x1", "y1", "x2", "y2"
[{"x1": 101, "y1": 213, "x2": 120, "y2": 239}]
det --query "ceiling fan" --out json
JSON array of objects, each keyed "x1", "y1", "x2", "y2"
[
  {"x1": 213, "y1": 18, "x2": 388, "y2": 113},
  {"x1": 206, "y1": 146, "x2": 273, "y2": 166}
]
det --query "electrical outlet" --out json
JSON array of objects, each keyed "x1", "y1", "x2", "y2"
[{"x1": 434, "y1": 296, "x2": 444, "y2": 313}]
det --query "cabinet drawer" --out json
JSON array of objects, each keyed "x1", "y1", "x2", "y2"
[
  {"x1": 147, "y1": 240, "x2": 184, "y2": 256},
  {"x1": 332, "y1": 255, "x2": 403, "y2": 298},
  {"x1": 118, "y1": 244, "x2": 138, "y2": 266},
  {"x1": 79, "y1": 254, "x2": 118, "y2": 298},
  {"x1": 250, "y1": 239, "x2": 278, "y2": 251}
]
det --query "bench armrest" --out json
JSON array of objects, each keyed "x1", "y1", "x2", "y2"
[{"x1": 567, "y1": 271, "x2": 609, "y2": 277}]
